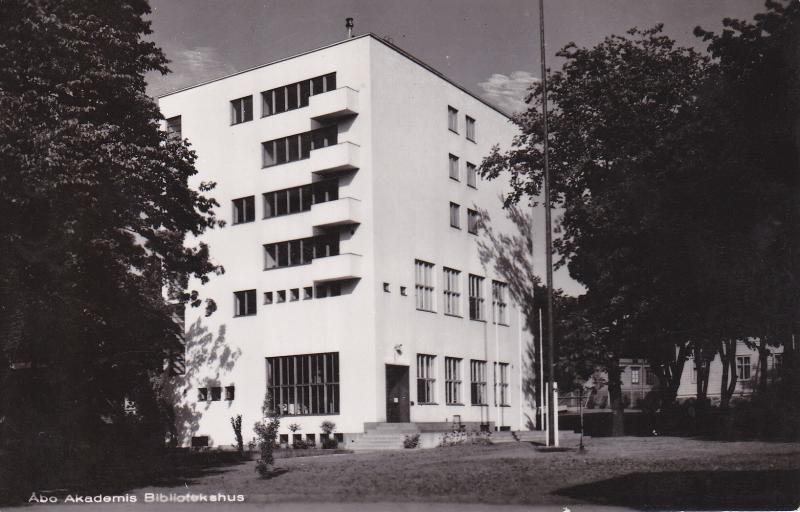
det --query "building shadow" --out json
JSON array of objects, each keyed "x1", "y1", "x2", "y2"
[{"x1": 554, "y1": 469, "x2": 800, "y2": 510}]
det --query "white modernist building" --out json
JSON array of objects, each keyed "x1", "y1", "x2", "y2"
[{"x1": 159, "y1": 34, "x2": 533, "y2": 447}]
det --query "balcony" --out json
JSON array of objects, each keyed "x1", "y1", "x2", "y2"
[
  {"x1": 312, "y1": 253, "x2": 362, "y2": 283},
  {"x1": 310, "y1": 141, "x2": 359, "y2": 174},
  {"x1": 311, "y1": 197, "x2": 361, "y2": 228},
  {"x1": 309, "y1": 87, "x2": 359, "y2": 121}
]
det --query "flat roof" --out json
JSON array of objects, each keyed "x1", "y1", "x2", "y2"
[{"x1": 157, "y1": 33, "x2": 512, "y2": 120}]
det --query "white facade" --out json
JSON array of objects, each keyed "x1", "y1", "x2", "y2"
[{"x1": 159, "y1": 34, "x2": 532, "y2": 447}]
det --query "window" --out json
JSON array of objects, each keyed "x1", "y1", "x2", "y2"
[
  {"x1": 445, "y1": 357, "x2": 462, "y2": 405},
  {"x1": 262, "y1": 126, "x2": 337, "y2": 167},
  {"x1": 315, "y1": 281, "x2": 342, "y2": 298},
  {"x1": 736, "y1": 356, "x2": 751, "y2": 380},
  {"x1": 262, "y1": 72, "x2": 336, "y2": 116},
  {"x1": 264, "y1": 235, "x2": 339, "y2": 270},
  {"x1": 645, "y1": 368, "x2": 657, "y2": 386},
  {"x1": 416, "y1": 354, "x2": 436, "y2": 404},
  {"x1": 443, "y1": 267, "x2": 461, "y2": 316},
  {"x1": 197, "y1": 387, "x2": 208, "y2": 401},
  {"x1": 276, "y1": 290, "x2": 286, "y2": 303},
  {"x1": 495, "y1": 363, "x2": 509, "y2": 406},
  {"x1": 773, "y1": 353, "x2": 783, "y2": 370},
  {"x1": 210, "y1": 386, "x2": 222, "y2": 401},
  {"x1": 263, "y1": 179, "x2": 337, "y2": 219},
  {"x1": 492, "y1": 280, "x2": 508, "y2": 324},
  {"x1": 468, "y1": 274, "x2": 485, "y2": 321},
  {"x1": 414, "y1": 260, "x2": 435, "y2": 312},
  {"x1": 264, "y1": 291, "x2": 273, "y2": 305},
  {"x1": 449, "y1": 154, "x2": 459, "y2": 181},
  {"x1": 449, "y1": 202, "x2": 461, "y2": 228},
  {"x1": 467, "y1": 209, "x2": 480, "y2": 234},
  {"x1": 290, "y1": 288, "x2": 299, "y2": 302},
  {"x1": 400, "y1": 286, "x2": 407, "y2": 296},
  {"x1": 266, "y1": 352, "x2": 339, "y2": 416},
  {"x1": 448, "y1": 106, "x2": 458, "y2": 132},
  {"x1": 231, "y1": 95, "x2": 253, "y2": 124},
  {"x1": 467, "y1": 162, "x2": 477, "y2": 188},
  {"x1": 232, "y1": 196, "x2": 255, "y2": 224},
  {"x1": 303, "y1": 287, "x2": 313, "y2": 300},
  {"x1": 631, "y1": 366, "x2": 641, "y2": 385},
  {"x1": 165, "y1": 115, "x2": 182, "y2": 139},
  {"x1": 234, "y1": 289, "x2": 257, "y2": 317},
  {"x1": 466, "y1": 116, "x2": 476, "y2": 141},
  {"x1": 470, "y1": 360, "x2": 487, "y2": 405},
  {"x1": 225, "y1": 386, "x2": 235, "y2": 401}
]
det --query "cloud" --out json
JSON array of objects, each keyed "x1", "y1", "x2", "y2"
[
  {"x1": 147, "y1": 46, "x2": 237, "y2": 97},
  {"x1": 478, "y1": 71, "x2": 539, "y2": 114}
]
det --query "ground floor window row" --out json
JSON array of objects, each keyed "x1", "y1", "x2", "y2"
[
  {"x1": 197, "y1": 385, "x2": 235, "y2": 402},
  {"x1": 235, "y1": 281, "x2": 351, "y2": 316},
  {"x1": 278, "y1": 432, "x2": 344, "y2": 446},
  {"x1": 417, "y1": 354, "x2": 510, "y2": 407},
  {"x1": 266, "y1": 352, "x2": 340, "y2": 416}
]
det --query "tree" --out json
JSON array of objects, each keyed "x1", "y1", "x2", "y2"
[
  {"x1": 480, "y1": 26, "x2": 709, "y2": 434},
  {"x1": 0, "y1": 0, "x2": 221, "y2": 482}
]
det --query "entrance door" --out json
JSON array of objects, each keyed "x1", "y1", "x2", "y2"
[{"x1": 385, "y1": 364, "x2": 410, "y2": 422}]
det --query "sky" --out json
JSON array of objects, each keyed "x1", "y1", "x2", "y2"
[
  {"x1": 145, "y1": 0, "x2": 767, "y2": 111},
  {"x1": 143, "y1": 0, "x2": 767, "y2": 296}
]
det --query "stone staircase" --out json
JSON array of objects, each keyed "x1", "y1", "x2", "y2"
[{"x1": 349, "y1": 423, "x2": 421, "y2": 451}]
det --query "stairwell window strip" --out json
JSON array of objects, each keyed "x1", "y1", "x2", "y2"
[
  {"x1": 443, "y1": 267, "x2": 461, "y2": 316},
  {"x1": 266, "y1": 352, "x2": 340, "y2": 416},
  {"x1": 445, "y1": 357, "x2": 462, "y2": 405},
  {"x1": 415, "y1": 259, "x2": 435, "y2": 312},
  {"x1": 494, "y1": 362, "x2": 509, "y2": 406},
  {"x1": 416, "y1": 354, "x2": 436, "y2": 404},
  {"x1": 468, "y1": 274, "x2": 484, "y2": 321},
  {"x1": 262, "y1": 72, "x2": 336, "y2": 117},
  {"x1": 231, "y1": 95, "x2": 253, "y2": 125},
  {"x1": 492, "y1": 280, "x2": 508, "y2": 325},
  {"x1": 470, "y1": 359, "x2": 487, "y2": 405}
]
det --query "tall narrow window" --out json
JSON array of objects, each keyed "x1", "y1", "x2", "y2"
[
  {"x1": 445, "y1": 357, "x2": 462, "y2": 404},
  {"x1": 494, "y1": 363, "x2": 509, "y2": 405},
  {"x1": 468, "y1": 274, "x2": 484, "y2": 321},
  {"x1": 414, "y1": 260, "x2": 435, "y2": 312},
  {"x1": 736, "y1": 356, "x2": 751, "y2": 380},
  {"x1": 231, "y1": 95, "x2": 253, "y2": 124},
  {"x1": 631, "y1": 366, "x2": 641, "y2": 385},
  {"x1": 448, "y1": 106, "x2": 459, "y2": 132},
  {"x1": 165, "y1": 115, "x2": 182, "y2": 139},
  {"x1": 645, "y1": 368, "x2": 657, "y2": 386},
  {"x1": 467, "y1": 209, "x2": 480, "y2": 234},
  {"x1": 234, "y1": 289, "x2": 257, "y2": 317},
  {"x1": 492, "y1": 280, "x2": 508, "y2": 325},
  {"x1": 470, "y1": 360, "x2": 487, "y2": 405},
  {"x1": 225, "y1": 386, "x2": 235, "y2": 401},
  {"x1": 232, "y1": 196, "x2": 255, "y2": 224},
  {"x1": 467, "y1": 162, "x2": 477, "y2": 188},
  {"x1": 449, "y1": 154, "x2": 459, "y2": 181},
  {"x1": 466, "y1": 116, "x2": 476, "y2": 142},
  {"x1": 266, "y1": 352, "x2": 339, "y2": 416},
  {"x1": 443, "y1": 267, "x2": 461, "y2": 316},
  {"x1": 416, "y1": 354, "x2": 436, "y2": 404},
  {"x1": 449, "y1": 202, "x2": 461, "y2": 228}
]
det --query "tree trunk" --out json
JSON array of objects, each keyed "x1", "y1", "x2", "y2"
[
  {"x1": 651, "y1": 341, "x2": 690, "y2": 409},
  {"x1": 757, "y1": 337, "x2": 769, "y2": 394},
  {"x1": 718, "y1": 338, "x2": 738, "y2": 409},
  {"x1": 694, "y1": 343, "x2": 712, "y2": 401},
  {"x1": 607, "y1": 361, "x2": 625, "y2": 436}
]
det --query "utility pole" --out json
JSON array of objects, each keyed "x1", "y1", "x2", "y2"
[{"x1": 538, "y1": 0, "x2": 557, "y2": 447}]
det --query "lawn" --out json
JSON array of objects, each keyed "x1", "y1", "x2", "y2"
[{"x1": 126, "y1": 437, "x2": 800, "y2": 510}]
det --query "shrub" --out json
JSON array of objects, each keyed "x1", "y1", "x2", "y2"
[
  {"x1": 288, "y1": 423, "x2": 301, "y2": 433},
  {"x1": 253, "y1": 394, "x2": 281, "y2": 477},
  {"x1": 439, "y1": 430, "x2": 493, "y2": 447},
  {"x1": 403, "y1": 433, "x2": 420, "y2": 449},
  {"x1": 321, "y1": 437, "x2": 339, "y2": 449},
  {"x1": 230, "y1": 415, "x2": 244, "y2": 456},
  {"x1": 292, "y1": 439, "x2": 309, "y2": 449}
]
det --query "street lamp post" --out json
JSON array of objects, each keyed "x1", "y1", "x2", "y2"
[{"x1": 538, "y1": 0, "x2": 557, "y2": 447}]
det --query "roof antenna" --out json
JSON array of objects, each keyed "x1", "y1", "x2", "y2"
[{"x1": 346, "y1": 17, "x2": 354, "y2": 38}]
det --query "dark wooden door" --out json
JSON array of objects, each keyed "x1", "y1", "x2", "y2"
[{"x1": 385, "y1": 364, "x2": 410, "y2": 422}]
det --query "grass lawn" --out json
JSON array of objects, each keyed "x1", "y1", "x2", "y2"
[{"x1": 127, "y1": 437, "x2": 800, "y2": 510}]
